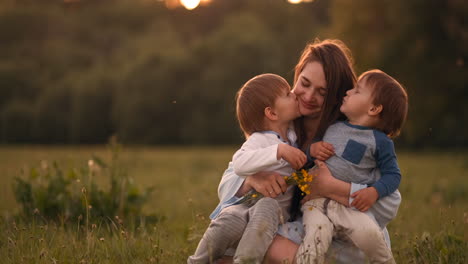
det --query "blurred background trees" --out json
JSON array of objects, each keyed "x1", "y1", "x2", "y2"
[{"x1": 0, "y1": 0, "x2": 466, "y2": 148}]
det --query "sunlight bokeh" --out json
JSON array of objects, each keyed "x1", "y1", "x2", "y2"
[
  {"x1": 287, "y1": 0, "x2": 315, "y2": 3},
  {"x1": 180, "y1": 0, "x2": 200, "y2": 10}
]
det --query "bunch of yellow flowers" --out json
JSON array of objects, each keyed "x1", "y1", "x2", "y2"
[
  {"x1": 239, "y1": 168, "x2": 314, "y2": 205},
  {"x1": 284, "y1": 169, "x2": 313, "y2": 195}
]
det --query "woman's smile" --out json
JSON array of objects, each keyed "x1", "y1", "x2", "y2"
[{"x1": 298, "y1": 97, "x2": 318, "y2": 110}]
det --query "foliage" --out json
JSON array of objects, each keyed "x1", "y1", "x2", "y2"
[
  {"x1": 395, "y1": 231, "x2": 467, "y2": 264},
  {"x1": 12, "y1": 140, "x2": 158, "y2": 225},
  {"x1": 0, "y1": 0, "x2": 466, "y2": 147},
  {"x1": 327, "y1": 0, "x2": 468, "y2": 148}
]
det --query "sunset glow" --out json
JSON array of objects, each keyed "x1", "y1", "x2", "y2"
[{"x1": 180, "y1": 0, "x2": 200, "y2": 10}]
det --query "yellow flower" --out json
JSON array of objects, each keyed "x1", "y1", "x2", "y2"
[{"x1": 252, "y1": 194, "x2": 258, "y2": 198}]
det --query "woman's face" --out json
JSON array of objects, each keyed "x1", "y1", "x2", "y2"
[{"x1": 292, "y1": 61, "x2": 327, "y2": 118}]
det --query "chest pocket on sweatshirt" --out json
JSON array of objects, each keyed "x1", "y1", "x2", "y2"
[{"x1": 342, "y1": 139, "x2": 367, "y2": 165}]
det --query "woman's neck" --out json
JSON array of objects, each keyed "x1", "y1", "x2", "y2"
[{"x1": 303, "y1": 115, "x2": 320, "y2": 144}]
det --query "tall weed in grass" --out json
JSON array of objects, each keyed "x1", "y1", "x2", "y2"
[
  {"x1": 11, "y1": 138, "x2": 159, "y2": 227},
  {"x1": 395, "y1": 231, "x2": 467, "y2": 263}
]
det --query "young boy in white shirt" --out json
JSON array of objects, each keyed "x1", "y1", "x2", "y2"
[
  {"x1": 188, "y1": 73, "x2": 307, "y2": 264},
  {"x1": 297, "y1": 70, "x2": 408, "y2": 264}
]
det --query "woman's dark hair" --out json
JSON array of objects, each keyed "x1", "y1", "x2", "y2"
[
  {"x1": 290, "y1": 39, "x2": 357, "y2": 221},
  {"x1": 293, "y1": 39, "x2": 357, "y2": 146}
]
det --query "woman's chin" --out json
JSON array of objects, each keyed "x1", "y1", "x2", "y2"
[
  {"x1": 299, "y1": 105, "x2": 320, "y2": 117},
  {"x1": 301, "y1": 110, "x2": 321, "y2": 119}
]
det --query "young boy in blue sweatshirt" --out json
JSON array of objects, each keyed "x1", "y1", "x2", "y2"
[{"x1": 297, "y1": 69, "x2": 408, "y2": 264}]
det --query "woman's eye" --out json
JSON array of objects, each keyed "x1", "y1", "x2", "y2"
[{"x1": 301, "y1": 81, "x2": 310, "y2": 87}]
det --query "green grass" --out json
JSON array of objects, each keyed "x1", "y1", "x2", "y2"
[{"x1": 0, "y1": 146, "x2": 467, "y2": 263}]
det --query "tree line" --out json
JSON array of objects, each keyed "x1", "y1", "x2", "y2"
[{"x1": 1, "y1": 0, "x2": 466, "y2": 148}]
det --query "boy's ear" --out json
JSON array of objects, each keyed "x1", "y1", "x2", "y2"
[
  {"x1": 264, "y1": 106, "x2": 278, "y2": 121},
  {"x1": 368, "y1": 104, "x2": 383, "y2": 116}
]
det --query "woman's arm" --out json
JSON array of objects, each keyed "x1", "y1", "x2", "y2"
[
  {"x1": 307, "y1": 160, "x2": 401, "y2": 228},
  {"x1": 211, "y1": 162, "x2": 289, "y2": 219},
  {"x1": 235, "y1": 170, "x2": 288, "y2": 198},
  {"x1": 305, "y1": 160, "x2": 351, "y2": 206}
]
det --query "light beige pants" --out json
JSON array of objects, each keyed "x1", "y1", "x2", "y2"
[{"x1": 296, "y1": 198, "x2": 395, "y2": 264}]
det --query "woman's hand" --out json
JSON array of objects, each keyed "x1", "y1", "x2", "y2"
[
  {"x1": 308, "y1": 160, "x2": 335, "y2": 194},
  {"x1": 302, "y1": 160, "x2": 351, "y2": 206},
  {"x1": 237, "y1": 171, "x2": 288, "y2": 198}
]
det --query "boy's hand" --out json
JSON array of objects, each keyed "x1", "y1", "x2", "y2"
[
  {"x1": 310, "y1": 141, "x2": 335, "y2": 161},
  {"x1": 278, "y1": 144, "x2": 307, "y2": 170},
  {"x1": 350, "y1": 187, "x2": 379, "y2": 212}
]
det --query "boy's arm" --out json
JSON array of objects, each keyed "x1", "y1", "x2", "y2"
[
  {"x1": 371, "y1": 132, "x2": 401, "y2": 198},
  {"x1": 278, "y1": 144, "x2": 307, "y2": 170},
  {"x1": 307, "y1": 141, "x2": 335, "y2": 161},
  {"x1": 351, "y1": 132, "x2": 401, "y2": 211},
  {"x1": 233, "y1": 133, "x2": 306, "y2": 176},
  {"x1": 349, "y1": 184, "x2": 401, "y2": 225},
  {"x1": 232, "y1": 133, "x2": 285, "y2": 176},
  {"x1": 350, "y1": 187, "x2": 379, "y2": 211}
]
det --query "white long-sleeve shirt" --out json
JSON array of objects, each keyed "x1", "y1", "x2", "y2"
[
  {"x1": 230, "y1": 129, "x2": 297, "y2": 220},
  {"x1": 232, "y1": 131, "x2": 296, "y2": 177}
]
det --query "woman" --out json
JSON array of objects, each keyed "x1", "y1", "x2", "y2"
[{"x1": 215, "y1": 39, "x2": 400, "y2": 263}]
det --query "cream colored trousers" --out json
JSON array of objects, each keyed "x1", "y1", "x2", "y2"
[{"x1": 297, "y1": 198, "x2": 395, "y2": 264}]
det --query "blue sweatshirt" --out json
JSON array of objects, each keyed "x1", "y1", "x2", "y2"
[{"x1": 322, "y1": 121, "x2": 401, "y2": 198}]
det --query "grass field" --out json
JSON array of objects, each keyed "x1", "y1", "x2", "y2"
[{"x1": 0, "y1": 146, "x2": 467, "y2": 263}]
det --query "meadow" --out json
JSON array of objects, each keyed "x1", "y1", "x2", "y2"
[{"x1": 0, "y1": 146, "x2": 467, "y2": 263}]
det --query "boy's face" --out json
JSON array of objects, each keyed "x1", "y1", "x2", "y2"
[
  {"x1": 340, "y1": 78, "x2": 376, "y2": 123},
  {"x1": 274, "y1": 87, "x2": 301, "y2": 123}
]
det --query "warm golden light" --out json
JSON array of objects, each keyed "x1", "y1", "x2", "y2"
[
  {"x1": 288, "y1": 0, "x2": 302, "y2": 4},
  {"x1": 180, "y1": 0, "x2": 200, "y2": 10}
]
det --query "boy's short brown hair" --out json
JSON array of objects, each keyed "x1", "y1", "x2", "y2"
[
  {"x1": 359, "y1": 70, "x2": 408, "y2": 138},
  {"x1": 236, "y1": 73, "x2": 291, "y2": 137}
]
